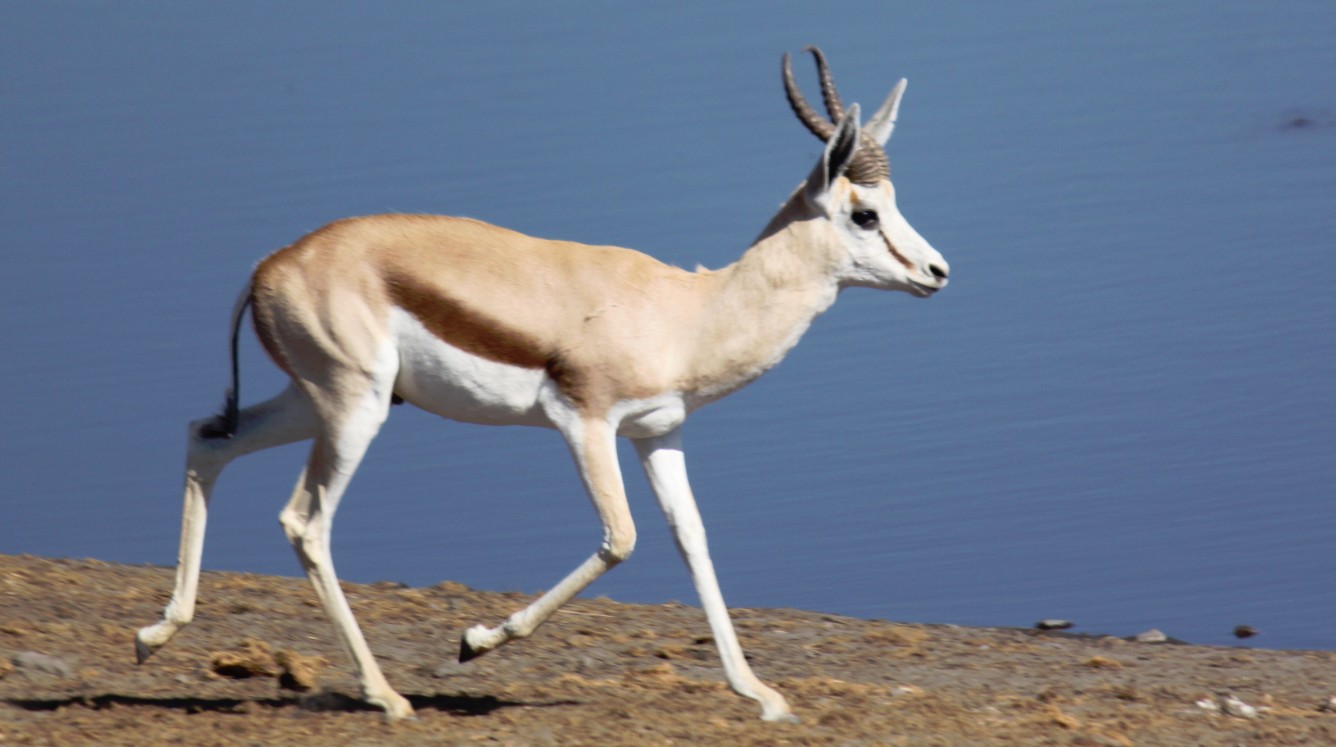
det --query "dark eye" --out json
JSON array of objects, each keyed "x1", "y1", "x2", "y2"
[{"x1": 851, "y1": 209, "x2": 879, "y2": 229}]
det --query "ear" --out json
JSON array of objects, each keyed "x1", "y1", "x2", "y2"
[
  {"x1": 803, "y1": 102, "x2": 860, "y2": 205},
  {"x1": 863, "y1": 78, "x2": 906, "y2": 145}
]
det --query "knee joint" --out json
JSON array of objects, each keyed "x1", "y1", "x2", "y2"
[
  {"x1": 278, "y1": 509, "x2": 306, "y2": 543},
  {"x1": 601, "y1": 528, "x2": 637, "y2": 564}
]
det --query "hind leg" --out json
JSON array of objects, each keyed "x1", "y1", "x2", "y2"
[
  {"x1": 278, "y1": 379, "x2": 413, "y2": 719},
  {"x1": 136, "y1": 385, "x2": 318, "y2": 661}
]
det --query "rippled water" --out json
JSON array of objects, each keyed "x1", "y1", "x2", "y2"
[{"x1": 2, "y1": 3, "x2": 1333, "y2": 649}]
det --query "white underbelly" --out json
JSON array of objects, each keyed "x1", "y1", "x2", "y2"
[
  {"x1": 388, "y1": 309, "x2": 691, "y2": 438},
  {"x1": 390, "y1": 309, "x2": 551, "y2": 427}
]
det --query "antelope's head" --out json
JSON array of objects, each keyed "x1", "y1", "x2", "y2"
[{"x1": 784, "y1": 47, "x2": 948, "y2": 297}]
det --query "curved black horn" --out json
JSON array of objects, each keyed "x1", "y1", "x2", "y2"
[
  {"x1": 782, "y1": 51, "x2": 835, "y2": 141},
  {"x1": 804, "y1": 46, "x2": 846, "y2": 123},
  {"x1": 782, "y1": 47, "x2": 891, "y2": 186}
]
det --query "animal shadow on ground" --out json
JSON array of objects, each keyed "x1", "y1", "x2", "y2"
[{"x1": 4, "y1": 691, "x2": 575, "y2": 717}]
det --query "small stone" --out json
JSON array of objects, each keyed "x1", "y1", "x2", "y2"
[
  {"x1": 1035, "y1": 619, "x2": 1074, "y2": 631},
  {"x1": 274, "y1": 649, "x2": 326, "y2": 691},
  {"x1": 1195, "y1": 697, "x2": 1220, "y2": 712},
  {"x1": 1233, "y1": 625, "x2": 1259, "y2": 639},
  {"x1": 1221, "y1": 694, "x2": 1258, "y2": 719},
  {"x1": 209, "y1": 639, "x2": 278, "y2": 678},
  {"x1": 1134, "y1": 628, "x2": 1167, "y2": 644},
  {"x1": 11, "y1": 651, "x2": 73, "y2": 678}
]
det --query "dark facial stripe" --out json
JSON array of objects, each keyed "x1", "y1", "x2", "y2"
[{"x1": 879, "y1": 229, "x2": 915, "y2": 271}]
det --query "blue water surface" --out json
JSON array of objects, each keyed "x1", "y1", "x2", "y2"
[{"x1": 1, "y1": 3, "x2": 1332, "y2": 650}]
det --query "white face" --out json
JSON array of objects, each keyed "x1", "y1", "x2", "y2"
[{"x1": 831, "y1": 179, "x2": 949, "y2": 296}]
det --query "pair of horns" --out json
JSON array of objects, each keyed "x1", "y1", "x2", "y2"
[{"x1": 782, "y1": 46, "x2": 890, "y2": 186}]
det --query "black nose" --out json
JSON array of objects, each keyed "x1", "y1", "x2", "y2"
[{"x1": 928, "y1": 264, "x2": 949, "y2": 280}]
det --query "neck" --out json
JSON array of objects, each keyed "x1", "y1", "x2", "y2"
[{"x1": 683, "y1": 203, "x2": 842, "y2": 403}]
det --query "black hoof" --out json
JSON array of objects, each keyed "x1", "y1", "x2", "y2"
[{"x1": 458, "y1": 636, "x2": 482, "y2": 663}]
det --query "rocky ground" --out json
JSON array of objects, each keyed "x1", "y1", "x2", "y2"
[{"x1": 1, "y1": 554, "x2": 1334, "y2": 746}]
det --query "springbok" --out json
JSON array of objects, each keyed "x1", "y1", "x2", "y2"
[{"x1": 135, "y1": 47, "x2": 948, "y2": 722}]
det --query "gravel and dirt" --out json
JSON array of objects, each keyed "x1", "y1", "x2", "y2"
[{"x1": 2, "y1": 554, "x2": 1334, "y2": 745}]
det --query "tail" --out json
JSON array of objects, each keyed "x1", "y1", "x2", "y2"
[{"x1": 199, "y1": 282, "x2": 254, "y2": 440}]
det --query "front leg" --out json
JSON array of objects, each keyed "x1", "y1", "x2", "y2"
[
  {"x1": 634, "y1": 429, "x2": 796, "y2": 723},
  {"x1": 460, "y1": 415, "x2": 636, "y2": 660}
]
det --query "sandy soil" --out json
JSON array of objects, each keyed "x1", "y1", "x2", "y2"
[{"x1": 1, "y1": 554, "x2": 1333, "y2": 746}]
